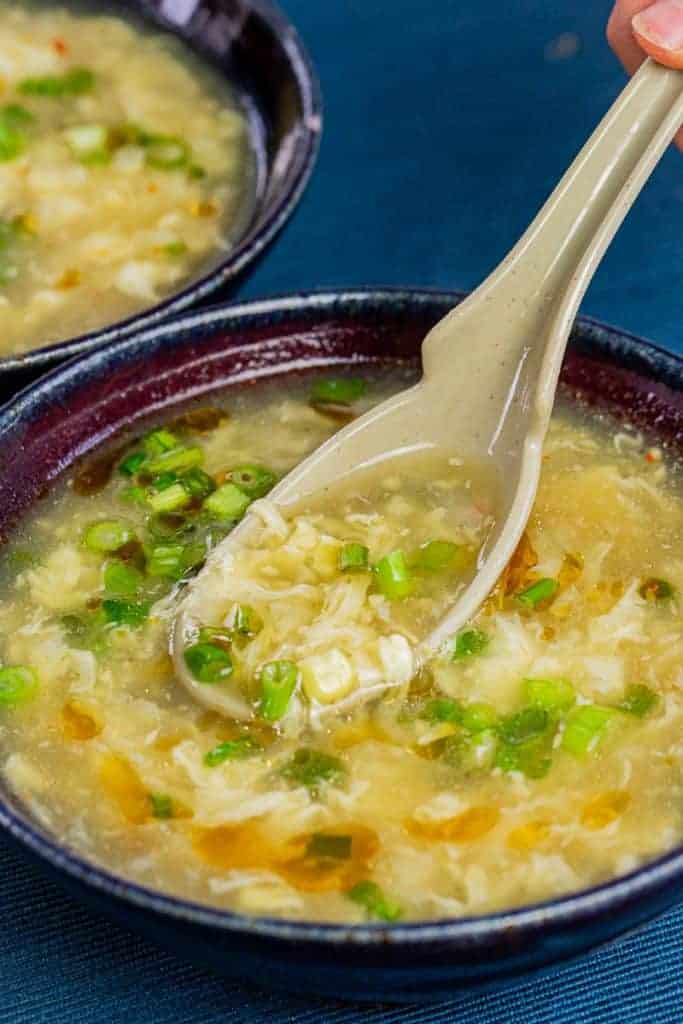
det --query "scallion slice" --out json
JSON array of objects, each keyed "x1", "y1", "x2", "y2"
[
  {"x1": 142, "y1": 429, "x2": 178, "y2": 456},
  {"x1": 147, "y1": 482, "x2": 191, "y2": 514},
  {"x1": 102, "y1": 599, "x2": 149, "y2": 628},
  {"x1": 374, "y1": 550, "x2": 415, "y2": 600},
  {"x1": 310, "y1": 378, "x2": 367, "y2": 405},
  {"x1": 203, "y1": 482, "x2": 251, "y2": 521},
  {"x1": 260, "y1": 660, "x2": 298, "y2": 721},
  {"x1": 83, "y1": 520, "x2": 135, "y2": 554},
  {"x1": 184, "y1": 642, "x2": 233, "y2": 684},
  {"x1": 638, "y1": 577, "x2": 675, "y2": 603},
  {"x1": 145, "y1": 446, "x2": 203, "y2": 476},
  {"x1": 347, "y1": 881, "x2": 401, "y2": 922},
  {"x1": 229, "y1": 464, "x2": 276, "y2": 498},
  {"x1": 517, "y1": 577, "x2": 559, "y2": 608},
  {"x1": 103, "y1": 559, "x2": 144, "y2": 597},
  {"x1": 279, "y1": 747, "x2": 345, "y2": 794},
  {"x1": 204, "y1": 736, "x2": 262, "y2": 766},
  {"x1": 148, "y1": 793, "x2": 174, "y2": 819},
  {"x1": 561, "y1": 705, "x2": 614, "y2": 757},
  {"x1": 0, "y1": 666, "x2": 39, "y2": 707},
  {"x1": 339, "y1": 543, "x2": 369, "y2": 573},
  {"x1": 19, "y1": 66, "x2": 95, "y2": 97},
  {"x1": 450, "y1": 628, "x2": 489, "y2": 660},
  {"x1": 523, "y1": 677, "x2": 576, "y2": 714},
  {"x1": 119, "y1": 451, "x2": 147, "y2": 477},
  {"x1": 412, "y1": 539, "x2": 461, "y2": 572},
  {"x1": 618, "y1": 683, "x2": 659, "y2": 718}
]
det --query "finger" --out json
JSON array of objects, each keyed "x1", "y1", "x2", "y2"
[
  {"x1": 607, "y1": 1, "x2": 683, "y2": 148},
  {"x1": 632, "y1": 0, "x2": 683, "y2": 68},
  {"x1": 607, "y1": 0, "x2": 656, "y2": 74}
]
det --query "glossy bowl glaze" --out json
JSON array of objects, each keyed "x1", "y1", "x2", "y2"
[
  {"x1": 1, "y1": 0, "x2": 321, "y2": 386},
  {"x1": 0, "y1": 290, "x2": 682, "y2": 1003}
]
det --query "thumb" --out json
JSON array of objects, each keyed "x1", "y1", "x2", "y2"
[{"x1": 632, "y1": 0, "x2": 683, "y2": 68}]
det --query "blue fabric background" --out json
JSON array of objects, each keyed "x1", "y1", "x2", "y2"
[{"x1": 3, "y1": 0, "x2": 683, "y2": 1020}]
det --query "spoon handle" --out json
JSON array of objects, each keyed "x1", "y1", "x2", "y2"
[{"x1": 423, "y1": 59, "x2": 683, "y2": 411}]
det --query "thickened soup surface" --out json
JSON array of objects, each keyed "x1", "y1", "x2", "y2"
[{"x1": 1, "y1": 367, "x2": 682, "y2": 924}]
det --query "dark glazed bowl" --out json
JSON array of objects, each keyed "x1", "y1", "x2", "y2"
[
  {"x1": 1, "y1": 0, "x2": 321, "y2": 388},
  {"x1": 0, "y1": 290, "x2": 682, "y2": 1003}
]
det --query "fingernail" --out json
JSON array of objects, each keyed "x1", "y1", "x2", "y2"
[{"x1": 633, "y1": 0, "x2": 683, "y2": 52}]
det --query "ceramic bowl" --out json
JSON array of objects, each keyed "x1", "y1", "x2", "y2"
[
  {"x1": 1, "y1": 0, "x2": 321, "y2": 386},
  {"x1": 0, "y1": 290, "x2": 682, "y2": 1003}
]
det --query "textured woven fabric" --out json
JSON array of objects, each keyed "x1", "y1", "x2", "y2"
[{"x1": 3, "y1": 1, "x2": 683, "y2": 1021}]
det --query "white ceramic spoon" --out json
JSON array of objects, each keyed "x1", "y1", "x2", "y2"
[{"x1": 173, "y1": 58, "x2": 683, "y2": 720}]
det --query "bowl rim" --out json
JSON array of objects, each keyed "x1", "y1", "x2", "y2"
[
  {"x1": 1, "y1": 286, "x2": 683, "y2": 948},
  {"x1": 0, "y1": 0, "x2": 322, "y2": 375}
]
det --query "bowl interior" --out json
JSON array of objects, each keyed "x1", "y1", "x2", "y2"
[
  {"x1": 1, "y1": 0, "x2": 321, "y2": 377},
  {"x1": 1, "y1": 288, "x2": 683, "y2": 946}
]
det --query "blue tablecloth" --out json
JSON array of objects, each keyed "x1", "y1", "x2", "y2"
[{"x1": 3, "y1": 1, "x2": 683, "y2": 1020}]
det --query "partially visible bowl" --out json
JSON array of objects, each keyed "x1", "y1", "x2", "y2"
[
  {"x1": 0, "y1": 290, "x2": 682, "y2": 1003},
  {"x1": 1, "y1": 0, "x2": 321, "y2": 386}
]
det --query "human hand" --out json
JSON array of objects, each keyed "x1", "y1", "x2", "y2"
[{"x1": 608, "y1": 1, "x2": 683, "y2": 146}]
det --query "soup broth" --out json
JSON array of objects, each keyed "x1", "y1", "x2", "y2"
[
  {"x1": 0, "y1": 369, "x2": 682, "y2": 924},
  {"x1": 0, "y1": 4, "x2": 254, "y2": 355}
]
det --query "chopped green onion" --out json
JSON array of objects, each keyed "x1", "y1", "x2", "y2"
[
  {"x1": 310, "y1": 378, "x2": 367, "y2": 405},
  {"x1": 0, "y1": 113, "x2": 25, "y2": 161},
  {"x1": 450, "y1": 628, "x2": 489, "y2": 661},
  {"x1": 119, "y1": 451, "x2": 147, "y2": 476},
  {"x1": 0, "y1": 666, "x2": 39, "y2": 707},
  {"x1": 188, "y1": 163, "x2": 206, "y2": 179},
  {"x1": 374, "y1": 550, "x2": 415, "y2": 600},
  {"x1": 149, "y1": 471, "x2": 180, "y2": 492},
  {"x1": 146, "y1": 541, "x2": 205, "y2": 580},
  {"x1": 306, "y1": 833, "x2": 352, "y2": 860},
  {"x1": 517, "y1": 577, "x2": 559, "y2": 608},
  {"x1": 203, "y1": 482, "x2": 251, "y2": 521},
  {"x1": 461, "y1": 702, "x2": 498, "y2": 733},
  {"x1": 83, "y1": 520, "x2": 135, "y2": 553},
  {"x1": 523, "y1": 677, "x2": 576, "y2": 714},
  {"x1": 279, "y1": 747, "x2": 345, "y2": 794},
  {"x1": 19, "y1": 67, "x2": 95, "y2": 97},
  {"x1": 145, "y1": 446, "x2": 203, "y2": 475},
  {"x1": 204, "y1": 736, "x2": 262, "y2": 766},
  {"x1": 142, "y1": 429, "x2": 178, "y2": 456},
  {"x1": 561, "y1": 705, "x2": 615, "y2": 757},
  {"x1": 420, "y1": 697, "x2": 464, "y2": 724},
  {"x1": 231, "y1": 604, "x2": 262, "y2": 639},
  {"x1": 496, "y1": 733, "x2": 554, "y2": 779},
  {"x1": 64, "y1": 123, "x2": 110, "y2": 164},
  {"x1": 198, "y1": 626, "x2": 233, "y2": 647},
  {"x1": 1, "y1": 105, "x2": 34, "y2": 131},
  {"x1": 102, "y1": 599, "x2": 149, "y2": 628},
  {"x1": 339, "y1": 543, "x2": 369, "y2": 573},
  {"x1": 60, "y1": 611, "x2": 108, "y2": 653},
  {"x1": 120, "y1": 485, "x2": 148, "y2": 505},
  {"x1": 163, "y1": 241, "x2": 188, "y2": 257},
  {"x1": 147, "y1": 482, "x2": 191, "y2": 514},
  {"x1": 347, "y1": 881, "x2": 401, "y2": 922},
  {"x1": 260, "y1": 660, "x2": 298, "y2": 721},
  {"x1": 441, "y1": 729, "x2": 497, "y2": 776},
  {"x1": 638, "y1": 577, "x2": 675, "y2": 603},
  {"x1": 618, "y1": 683, "x2": 659, "y2": 718},
  {"x1": 184, "y1": 642, "x2": 233, "y2": 684},
  {"x1": 411, "y1": 539, "x2": 461, "y2": 572},
  {"x1": 181, "y1": 467, "x2": 215, "y2": 500},
  {"x1": 144, "y1": 134, "x2": 191, "y2": 170},
  {"x1": 229, "y1": 464, "x2": 276, "y2": 498},
  {"x1": 103, "y1": 560, "x2": 145, "y2": 597},
  {"x1": 498, "y1": 706, "x2": 549, "y2": 745},
  {"x1": 149, "y1": 793, "x2": 174, "y2": 819}
]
